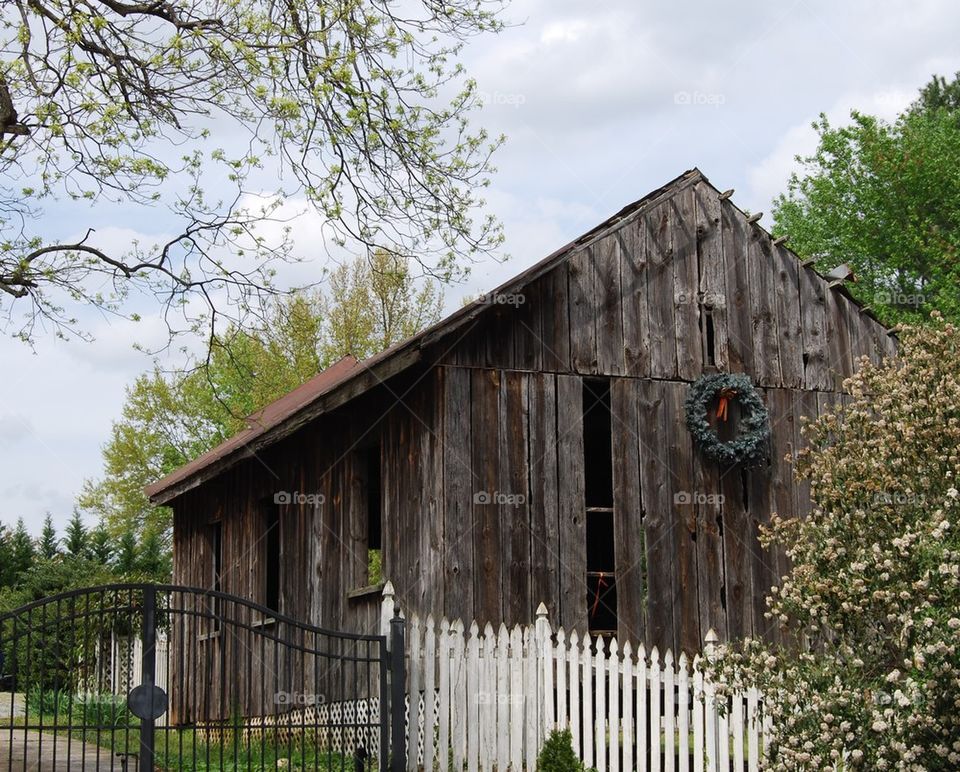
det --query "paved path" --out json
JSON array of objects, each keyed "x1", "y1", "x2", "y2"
[
  {"x1": 1, "y1": 697, "x2": 125, "y2": 772},
  {"x1": 0, "y1": 726, "x2": 126, "y2": 771},
  {"x1": 0, "y1": 693, "x2": 25, "y2": 720},
  {"x1": 0, "y1": 728, "x2": 125, "y2": 771}
]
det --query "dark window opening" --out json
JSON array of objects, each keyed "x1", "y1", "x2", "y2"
[
  {"x1": 586, "y1": 574, "x2": 618, "y2": 635},
  {"x1": 364, "y1": 444, "x2": 383, "y2": 585},
  {"x1": 583, "y1": 379, "x2": 613, "y2": 509},
  {"x1": 704, "y1": 308, "x2": 717, "y2": 366},
  {"x1": 583, "y1": 378, "x2": 617, "y2": 636},
  {"x1": 264, "y1": 503, "x2": 281, "y2": 613}
]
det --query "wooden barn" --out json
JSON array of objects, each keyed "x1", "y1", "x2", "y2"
[{"x1": 146, "y1": 168, "x2": 895, "y2": 664}]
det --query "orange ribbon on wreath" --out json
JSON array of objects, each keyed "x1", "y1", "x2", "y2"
[{"x1": 715, "y1": 387, "x2": 738, "y2": 422}]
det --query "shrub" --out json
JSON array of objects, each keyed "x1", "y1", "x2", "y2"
[
  {"x1": 711, "y1": 314, "x2": 960, "y2": 769},
  {"x1": 537, "y1": 729, "x2": 584, "y2": 772}
]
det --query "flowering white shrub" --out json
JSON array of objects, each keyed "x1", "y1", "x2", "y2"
[{"x1": 711, "y1": 314, "x2": 960, "y2": 770}]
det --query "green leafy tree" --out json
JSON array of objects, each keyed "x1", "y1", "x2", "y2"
[
  {"x1": 712, "y1": 314, "x2": 960, "y2": 769},
  {"x1": 772, "y1": 74, "x2": 960, "y2": 325},
  {"x1": 0, "y1": 0, "x2": 503, "y2": 343},
  {"x1": 322, "y1": 249, "x2": 443, "y2": 361},
  {"x1": 79, "y1": 256, "x2": 441, "y2": 547},
  {"x1": 38, "y1": 514, "x2": 59, "y2": 560}
]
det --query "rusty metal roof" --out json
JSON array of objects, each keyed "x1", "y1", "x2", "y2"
[{"x1": 143, "y1": 355, "x2": 361, "y2": 501}]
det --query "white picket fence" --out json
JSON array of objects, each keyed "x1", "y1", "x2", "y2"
[
  {"x1": 382, "y1": 584, "x2": 768, "y2": 772},
  {"x1": 106, "y1": 632, "x2": 169, "y2": 696}
]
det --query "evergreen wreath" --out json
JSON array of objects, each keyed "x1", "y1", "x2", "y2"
[{"x1": 684, "y1": 373, "x2": 770, "y2": 466}]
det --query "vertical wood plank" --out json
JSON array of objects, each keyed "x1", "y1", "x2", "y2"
[
  {"x1": 673, "y1": 186, "x2": 703, "y2": 380},
  {"x1": 612, "y1": 378, "x2": 646, "y2": 645},
  {"x1": 501, "y1": 371, "x2": 531, "y2": 626},
  {"x1": 569, "y1": 247, "x2": 599, "y2": 374},
  {"x1": 720, "y1": 200, "x2": 753, "y2": 375},
  {"x1": 650, "y1": 647, "x2": 662, "y2": 772},
  {"x1": 664, "y1": 649, "x2": 675, "y2": 772},
  {"x1": 529, "y1": 373, "x2": 561, "y2": 621},
  {"x1": 443, "y1": 367, "x2": 474, "y2": 622},
  {"x1": 773, "y1": 244, "x2": 804, "y2": 388},
  {"x1": 539, "y1": 268, "x2": 572, "y2": 373},
  {"x1": 637, "y1": 645, "x2": 648, "y2": 772},
  {"x1": 466, "y1": 622, "x2": 480, "y2": 772},
  {"x1": 524, "y1": 627, "x2": 538, "y2": 772},
  {"x1": 407, "y1": 615, "x2": 422, "y2": 772},
  {"x1": 746, "y1": 229, "x2": 782, "y2": 387},
  {"x1": 619, "y1": 217, "x2": 651, "y2": 377},
  {"x1": 646, "y1": 204, "x2": 679, "y2": 379},
  {"x1": 595, "y1": 231, "x2": 626, "y2": 375},
  {"x1": 692, "y1": 656, "x2": 704, "y2": 772},
  {"x1": 677, "y1": 653, "x2": 690, "y2": 772},
  {"x1": 569, "y1": 630, "x2": 582, "y2": 757},
  {"x1": 556, "y1": 628, "x2": 568, "y2": 730},
  {"x1": 623, "y1": 641, "x2": 635, "y2": 772},
  {"x1": 438, "y1": 617, "x2": 451, "y2": 769},
  {"x1": 557, "y1": 374, "x2": 587, "y2": 632},
  {"x1": 471, "y1": 369, "x2": 502, "y2": 625},
  {"x1": 581, "y1": 634, "x2": 594, "y2": 768},
  {"x1": 694, "y1": 181, "x2": 729, "y2": 370},
  {"x1": 797, "y1": 264, "x2": 830, "y2": 390},
  {"x1": 509, "y1": 625, "x2": 523, "y2": 770},
  {"x1": 424, "y1": 615, "x2": 437, "y2": 771},
  {"x1": 496, "y1": 624, "x2": 509, "y2": 772},
  {"x1": 480, "y1": 623, "x2": 496, "y2": 772},
  {"x1": 594, "y1": 637, "x2": 607, "y2": 772},
  {"x1": 609, "y1": 638, "x2": 621, "y2": 772},
  {"x1": 638, "y1": 379, "x2": 678, "y2": 653}
]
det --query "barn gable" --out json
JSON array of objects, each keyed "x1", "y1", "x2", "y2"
[{"x1": 437, "y1": 170, "x2": 896, "y2": 385}]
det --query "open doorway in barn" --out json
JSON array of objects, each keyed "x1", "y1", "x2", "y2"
[{"x1": 583, "y1": 378, "x2": 618, "y2": 638}]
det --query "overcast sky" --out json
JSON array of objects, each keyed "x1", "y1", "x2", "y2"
[{"x1": 3, "y1": 0, "x2": 958, "y2": 534}]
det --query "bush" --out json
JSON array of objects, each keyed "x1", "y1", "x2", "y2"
[
  {"x1": 711, "y1": 314, "x2": 960, "y2": 769},
  {"x1": 536, "y1": 729, "x2": 584, "y2": 772}
]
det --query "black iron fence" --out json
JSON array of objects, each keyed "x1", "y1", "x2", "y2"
[{"x1": 0, "y1": 584, "x2": 406, "y2": 772}]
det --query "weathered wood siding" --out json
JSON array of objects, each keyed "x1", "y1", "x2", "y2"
[
  {"x1": 441, "y1": 178, "x2": 896, "y2": 381},
  {"x1": 169, "y1": 174, "x2": 897, "y2": 708}
]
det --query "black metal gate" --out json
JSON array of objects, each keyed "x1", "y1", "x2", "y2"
[{"x1": 0, "y1": 584, "x2": 406, "y2": 771}]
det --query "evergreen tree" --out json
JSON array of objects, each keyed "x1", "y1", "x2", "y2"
[
  {"x1": 38, "y1": 513, "x2": 59, "y2": 559},
  {"x1": 0, "y1": 525, "x2": 13, "y2": 587},
  {"x1": 8, "y1": 518, "x2": 35, "y2": 581},
  {"x1": 135, "y1": 531, "x2": 171, "y2": 581},
  {"x1": 63, "y1": 511, "x2": 89, "y2": 558},
  {"x1": 87, "y1": 521, "x2": 114, "y2": 566},
  {"x1": 114, "y1": 531, "x2": 138, "y2": 576}
]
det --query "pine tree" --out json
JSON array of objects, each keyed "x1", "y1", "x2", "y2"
[
  {"x1": 63, "y1": 511, "x2": 88, "y2": 558},
  {"x1": 38, "y1": 513, "x2": 59, "y2": 559},
  {"x1": 0, "y1": 525, "x2": 13, "y2": 587},
  {"x1": 114, "y1": 531, "x2": 138, "y2": 576},
  {"x1": 87, "y1": 521, "x2": 114, "y2": 566},
  {"x1": 8, "y1": 518, "x2": 35, "y2": 581},
  {"x1": 135, "y1": 531, "x2": 171, "y2": 581}
]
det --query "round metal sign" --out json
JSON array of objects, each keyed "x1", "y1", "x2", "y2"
[{"x1": 127, "y1": 684, "x2": 168, "y2": 720}]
